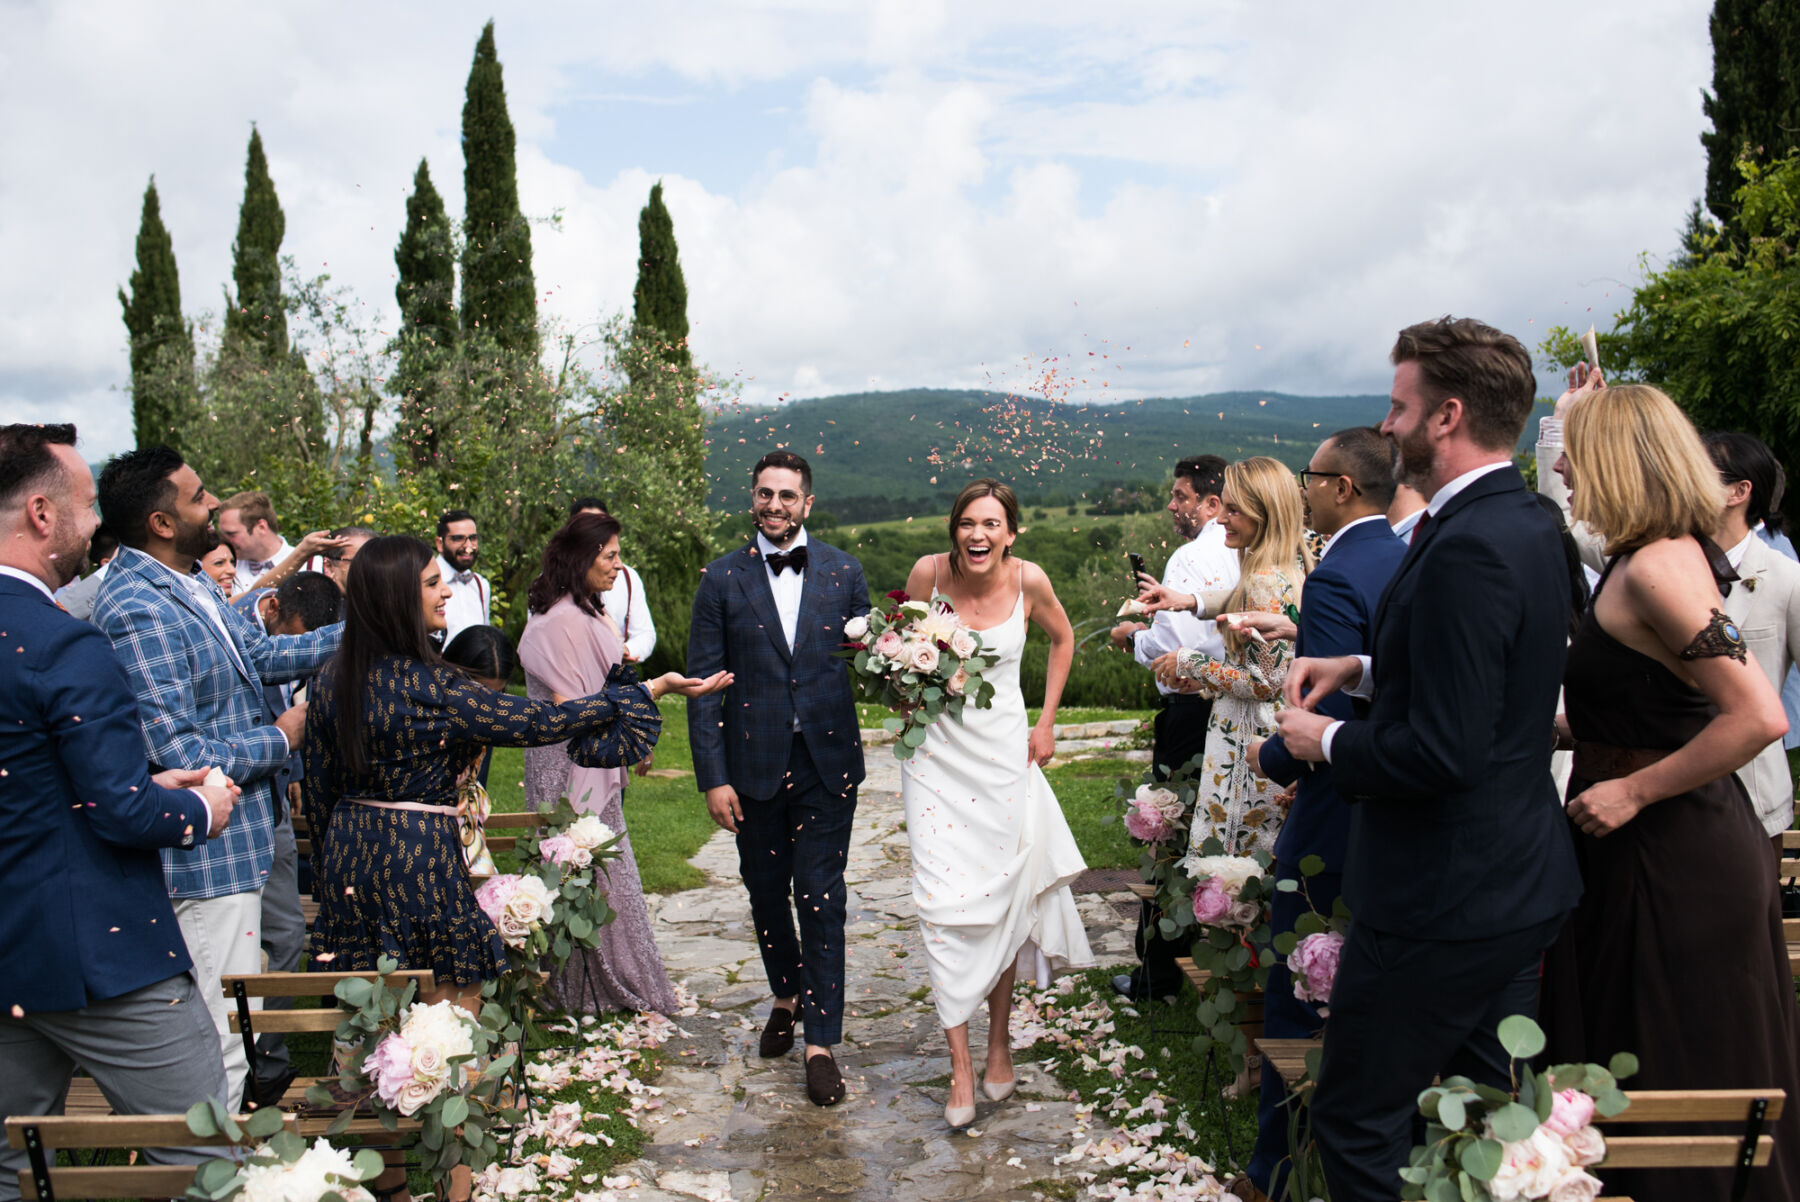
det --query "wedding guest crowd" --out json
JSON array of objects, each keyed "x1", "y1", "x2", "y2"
[{"x1": 5, "y1": 295, "x2": 1800, "y2": 1202}]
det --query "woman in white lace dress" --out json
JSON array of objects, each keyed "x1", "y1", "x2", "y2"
[{"x1": 1139, "y1": 456, "x2": 1312, "y2": 860}]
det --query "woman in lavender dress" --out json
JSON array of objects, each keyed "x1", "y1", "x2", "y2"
[{"x1": 518, "y1": 513, "x2": 681, "y2": 1016}]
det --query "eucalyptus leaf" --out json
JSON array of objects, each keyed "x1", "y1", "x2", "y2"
[
  {"x1": 1436, "y1": 1092, "x2": 1466, "y2": 1131},
  {"x1": 441, "y1": 1095, "x2": 470, "y2": 1127},
  {"x1": 1496, "y1": 1014, "x2": 1546, "y2": 1060},
  {"x1": 1595, "y1": 1087, "x2": 1630, "y2": 1118},
  {"x1": 1488, "y1": 1101, "x2": 1539, "y2": 1142},
  {"x1": 327, "y1": 1109, "x2": 355, "y2": 1137},
  {"x1": 1609, "y1": 1051, "x2": 1639, "y2": 1080},
  {"x1": 353, "y1": 1149, "x2": 385, "y2": 1180},
  {"x1": 186, "y1": 1100, "x2": 218, "y2": 1138},
  {"x1": 1298, "y1": 854, "x2": 1325, "y2": 876},
  {"x1": 1459, "y1": 1137, "x2": 1504, "y2": 1180},
  {"x1": 246, "y1": 1106, "x2": 285, "y2": 1138}
]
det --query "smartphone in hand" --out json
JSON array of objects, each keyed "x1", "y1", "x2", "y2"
[{"x1": 1127, "y1": 552, "x2": 1148, "y2": 585}]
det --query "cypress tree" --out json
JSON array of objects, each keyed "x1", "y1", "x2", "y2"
[
  {"x1": 460, "y1": 21, "x2": 538, "y2": 360},
  {"x1": 393, "y1": 158, "x2": 459, "y2": 467},
  {"x1": 1700, "y1": 0, "x2": 1800, "y2": 231},
  {"x1": 118, "y1": 177, "x2": 194, "y2": 449},
  {"x1": 223, "y1": 127, "x2": 290, "y2": 358},
  {"x1": 631, "y1": 180, "x2": 692, "y2": 375}
]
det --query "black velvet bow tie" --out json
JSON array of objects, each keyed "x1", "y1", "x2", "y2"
[{"x1": 766, "y1": 546, "x2": 808, "y2": 575}]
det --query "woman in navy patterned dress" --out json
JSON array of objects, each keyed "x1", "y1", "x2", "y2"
[{"x1": 304, "y1": 536, "x2": 728, "y2": 1011}]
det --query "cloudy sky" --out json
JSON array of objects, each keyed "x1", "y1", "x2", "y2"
[{"x1": 2, "y1": 0, "x2": 1715, "y2": 459}]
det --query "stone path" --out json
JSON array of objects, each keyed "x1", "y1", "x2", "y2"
[{"x1": 612, "y1": 754, "x2": 1138, "y2": 1202}]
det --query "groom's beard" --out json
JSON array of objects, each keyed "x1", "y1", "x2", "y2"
[{"x1": 755, "y1": 510, "x2": 804, "y2": 548}]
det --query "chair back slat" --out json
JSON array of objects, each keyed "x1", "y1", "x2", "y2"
[
  {"x1": 219, "y1": 970, "x2": 434, "y2": 998},
  {"x1": 1598, "y1": 1134, "x2": 1773, "y2": 1169},
  {"x1": 19, "y1": 1164, "x2": 200, "y2": 1200},
  {"x1": 228, "y1": 1010, "x2": 348, "y2": 1034},
  {"x1": 5, "y1": 1114, "x2": 285, "y2": 1150},
  {"x1": 1594, "y1": 1089, "x2": 1786, "y2": 1123}
]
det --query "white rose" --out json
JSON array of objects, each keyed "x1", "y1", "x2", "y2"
[
  {"x1": 1546, "y1": 1165, "x2": 1604, "y2": 1202},
  {"x1": 899, "y1": 599, "x2": 930, "y2": 620},
  {"x1": 907, "y1": 640, "x2": 940, "y2": 674},
  {"x1": 1187, "y1": 854, "x2": 1260, "y2": 898},
  {"x1": 410, "y1": 1040, "x2": 449, "y2": 1086},
  {"x1": 1563, "y1": 1124, "x2": 1606, "y2": 1167},
  {"x1": 1521, "y1": 1128, "x2": 1575, "y2": 1197},
  {"x1": 567, "y1": 814, "x2": 616, "y2": 851},
  {"x1": 502, "y1": 874, "x2": 556, "y2": 936},
  {"x1": 401, "y1": 1002, "x2": 475, "y2": 1062},
  {"x1": 949, "y1": 629, "x2": 978, "y2": 659},
  {"x1": 396, "y1": 1077, "x2": 441, "y2": 1116},
  {"x1": 843, "y1": 615, "x2": 870, "y2": 640},
  {"x1": 946, "y1": 668, "x2": 968, "y2": 696}
]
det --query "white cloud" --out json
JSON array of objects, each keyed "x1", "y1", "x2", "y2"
[{"x1": 1, "y1": 0, "x2": 1714, "y2": 461}]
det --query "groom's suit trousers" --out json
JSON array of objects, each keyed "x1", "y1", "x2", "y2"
[{"x1": 735, "y1": 732, "x2": 857, "y2": 1046}]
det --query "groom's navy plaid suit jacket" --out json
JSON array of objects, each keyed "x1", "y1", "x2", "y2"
[{"x1": 686, "y1": 538, "x2": 871, "y2": 801}]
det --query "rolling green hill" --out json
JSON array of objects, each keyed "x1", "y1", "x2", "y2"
[{"x1": 702, "y1": 388, "x2": 1390, "y2": 521}]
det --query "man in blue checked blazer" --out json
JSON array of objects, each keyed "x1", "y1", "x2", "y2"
[
  {"x1": 93, "y1": 446, "x2": 341, "y2": 1110},
  {"x1": 688, "y1": 451, "x2": 870, "y2": 1108},
  {"x1": 0, "y1": 424, "x2": 243, "y2": 1191}
]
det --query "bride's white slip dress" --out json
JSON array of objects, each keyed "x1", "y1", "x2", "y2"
[{"x1": 900, "y1": 562, "x2": 1096, "y2": 1028}]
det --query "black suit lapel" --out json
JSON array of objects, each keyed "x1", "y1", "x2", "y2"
[{"x1": 735, "y1": 544, "x2": 793, "y2": 664}]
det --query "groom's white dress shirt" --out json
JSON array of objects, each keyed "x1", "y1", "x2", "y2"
[{"x1": 757, "y1": 527, "x2": 808, "y2": 731}]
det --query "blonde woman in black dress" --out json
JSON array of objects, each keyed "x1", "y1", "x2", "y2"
[{"x1": 1541, "y1": 383, "x2": 1798, "y2": 1201}]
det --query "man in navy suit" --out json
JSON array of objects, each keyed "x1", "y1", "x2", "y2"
[
  {"x1": 1238, "y1": 426, "x2": 1406, "y2": 1199},
  {"x1": 0, "y1": 424, "x2": 242, "y2": 1198},
  {"x1": 687, "y1": 451, "x2": 871, "y2": 1107},
  {"x1": 1277, "y1": 319, "x2": 1581, "y2": 1201}
]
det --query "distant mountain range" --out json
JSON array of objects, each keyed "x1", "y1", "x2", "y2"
[{"x1": 702, "y1": 388, "x2": 1393, "y2": 520}]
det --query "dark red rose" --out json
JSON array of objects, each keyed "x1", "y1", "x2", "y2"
[{"x1": 886, "y1": 589, "x2": 910, "y2": 602}]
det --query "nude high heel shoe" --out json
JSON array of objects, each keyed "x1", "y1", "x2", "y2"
[
  {"x1": 945, "y1": 1099, "x2": 976, "y2": 1129},
  {"x1": 981, "y1": 1076, "x2": 1015, "y2": 1102}
]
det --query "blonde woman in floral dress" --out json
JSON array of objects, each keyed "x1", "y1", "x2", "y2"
[{"x1": 1139, "y1": 456, "x2": 1313, "y2": 861}]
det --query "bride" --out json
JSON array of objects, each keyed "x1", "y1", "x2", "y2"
[{"x1": 900, "y1": 479, "x2": 1095, "y2": 1128}]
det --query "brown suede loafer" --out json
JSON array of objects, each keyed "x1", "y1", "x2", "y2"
[
  {"x1": 805, "y1": 1051, "x2": 845, "y2": 1107},
  {"x1": 759, "y1": 1005, "x2": 798, "y2": 1058}
]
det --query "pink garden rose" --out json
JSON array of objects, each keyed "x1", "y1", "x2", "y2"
[
  {"x1": 949, "y1": 629, "x2": 978, "y2": 659},
  {"x1": 1123, "y1": 806, "x2": 1172, "y2": 843},
  {"x1": 475, "y1": 873, "x2": 518, "y2": 929},
  {"x1": 872, "y1": 630, "x2": 905, "y2": 661},
  {"x1": 538, "y1": 834, "x2": 580, "y2": 866},
  {"x1": 1544, "y1": 1088, "x2": 1597, "y2": 1137},
  {"x1": 366, "y1": 1032, "x2": 416, "y2": 1111},
  {"x1": 946, "y1": 667, "x2": 969, "y2": 697},
  {"x1": 1124, "y1": 786, "x2": 1184, "y2": 844},
  {"x1": 1192, "y1": 879, "x2": 1232, "y2": 924},
  {"x1": 1289, "y1": 930, "x2": 1344, "y2": 1004}
]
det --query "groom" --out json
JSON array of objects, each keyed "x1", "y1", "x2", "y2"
[{"x1": 687, "y1": 450, "x2": 871, "y2": 1106}]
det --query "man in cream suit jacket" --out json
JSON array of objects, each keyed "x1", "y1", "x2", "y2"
[{"x1": 1707, "y1": 433, "x2": 1800, "y2": 852}]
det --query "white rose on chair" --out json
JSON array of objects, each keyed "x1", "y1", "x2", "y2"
[
  {"x1": 567, "y1": 814, "x2": 616, "y2": 853},
  {"x1": 475, "y1": 874, "x2": 558, "y2": 948},
  {"x1": 366, "y1": 1001, "x2": 477, "y2": 1116},
  {"x1": 236, "y1": 1138, "x2": 377, "y2": 1202}
]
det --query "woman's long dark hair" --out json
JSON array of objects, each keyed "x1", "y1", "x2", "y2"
[
  {"x1": 329, "y1": 535, "x2": 438, "y2": 774},
  {"x1": 527, "y1": 512, "x2": 621, "y2": 619}
]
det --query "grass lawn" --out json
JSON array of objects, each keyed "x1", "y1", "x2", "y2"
[
  {"x1": 1044, "y1": 757, "x2": 1145, "y2": 871},
  {"x1": 485, "y1": 697, "x2": 718, "y2": 895}
]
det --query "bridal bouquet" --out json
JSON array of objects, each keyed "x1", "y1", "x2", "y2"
[
  {"x1": 1402, "y1": 1015, "x2": 1631, "y2": 1202},
  {"x1": 184, "y1": 1102, "x2": 383, "y2": 1202},
  {"x1": 839, "y1": 591, "x2": 997, "y2": 760}
]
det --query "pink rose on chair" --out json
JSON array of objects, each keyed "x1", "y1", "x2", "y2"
[
  {"x1": 1289, "y1": 930, "x2": 1344, "y2": 1005},
  {"x1": 366, "y1": 1032, "x2": 417, "y2": 1111},
  {"x1": 1544, "y1": 1088, "x2": 1597, "y2": 1137},
  {"x1": 475, "y1": 873, "x2": 519, "y2": 930},
  {"x1": 538, "y1": 834, "x2": 580, "y2": 866},
  {"x1": 1192, "y1": 879, "x2": 1232, "y2": 924}
]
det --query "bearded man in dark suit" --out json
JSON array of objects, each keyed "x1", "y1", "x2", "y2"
[{"x1": 1275, "y1": 318, "x2": 1582, "y2": 1202}]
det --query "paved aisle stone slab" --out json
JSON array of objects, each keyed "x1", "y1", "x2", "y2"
[{"x1": 627, "y1": 765, "x2": 1136, "y2": 1202}]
